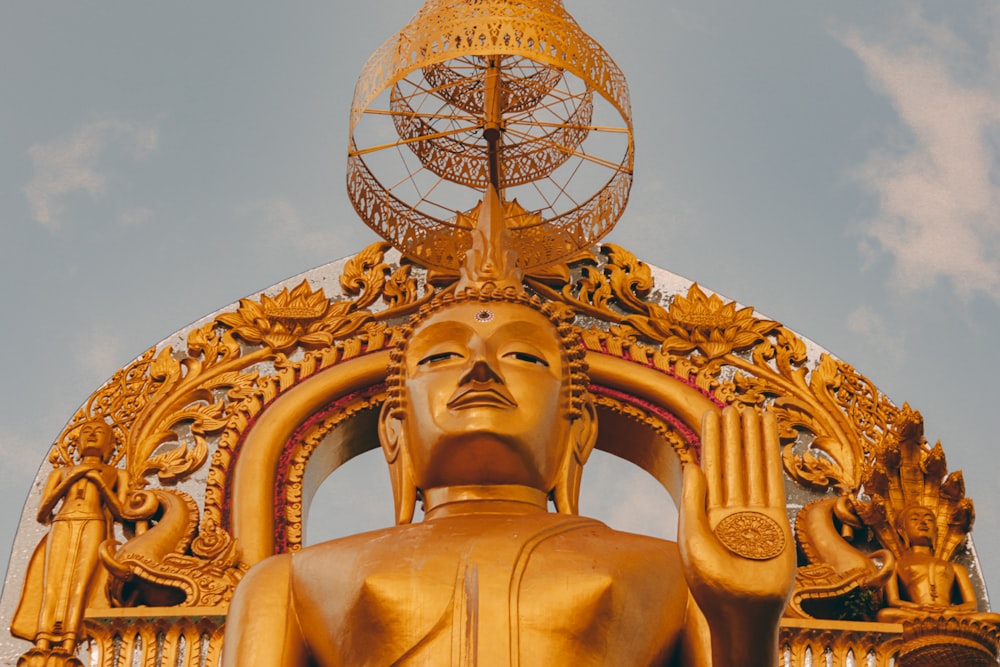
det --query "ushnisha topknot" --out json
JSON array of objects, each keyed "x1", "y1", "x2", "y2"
[{"x1": 384, "y1": 282, "x2": 589, "y2": 423}]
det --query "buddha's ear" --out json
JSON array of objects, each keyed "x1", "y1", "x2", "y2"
[
  {"x1": 378, "y1": 403, "x2": 402, "y2": 464},
  {"x1": 378, "y1": 402, "x2": 417, "y2": 525},
  {"x1": 552, "y1": 396, "x2": 597, "y2": 515},
  {"x1": 571, "y1": 397, "x2": 598, "y2": 467}
]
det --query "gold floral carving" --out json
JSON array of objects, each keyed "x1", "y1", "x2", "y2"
[
  {"x1": 50, "y1": 241, "x2": 938, "y2": 578},
  {"x1": 35, "y1": 238, "x2": 966, "y2": 666},
  {"x1": 530, "y1": 244, "x2": 899, "y2": 493},
  {"x1": 26, "y1": 241, "x2": 432, "y2": 635},
  {"x1": 632, "y1": 283, "x2": 779, "y2": 360}
]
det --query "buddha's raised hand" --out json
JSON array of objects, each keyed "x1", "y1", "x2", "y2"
[{"x1": 679, "y1": 406, "x2": 795, "y2": 667}]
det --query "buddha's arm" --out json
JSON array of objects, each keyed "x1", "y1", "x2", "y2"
[
  {"x1": 83, "y1": 467, "x2": 130, "y2": 520},
  {"x1": 952, "y1": 563, "x2": 980, "y2": 612},
  {"x1": 678, "y1": 407, "x2": 795, "y2": 667},
  {"x1": 36, "y1": 467, "x2": 88, "y2": 523},
  {"x1": 677, "y1": 595, "x2": 713, "y2": 667},
  {"x1": 223, "y1": 554, "x2": 310, "y2": 667},
  {"x1": 36, "y1": 469, "x2": 64, "y2": 523},
  {"x1": 882, "y1": 572, "x2": 915, "y2": 609}
]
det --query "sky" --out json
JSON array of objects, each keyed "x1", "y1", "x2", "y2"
[{"x1": 2, "y1": 0, "x2": 1000, "y2": 617}]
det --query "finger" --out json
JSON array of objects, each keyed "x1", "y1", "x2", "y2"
[
  {"x1": 742, "y1": 408, "x2": 765, "y2": 506},
  {"x1": 701, "y1": 409, "x2": 723, "y2": 509},
  {"x1": 762, "y1": 411, "x2": 785, "y2": 507},
  {"x1": 680, "y1": 462, "x2": 708, "y2": 518},
  {"x1": 679, "y1": 463, "x2": 716, "y2": 559},
  {"x1": 723, "y1": 406, "x2": 745, "y2": 506}
]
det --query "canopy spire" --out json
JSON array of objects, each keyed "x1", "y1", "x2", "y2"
[{"x1": 347, "y1": 0, "x2": 634, "y2": 276}]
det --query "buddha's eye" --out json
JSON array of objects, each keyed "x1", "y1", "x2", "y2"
[
  {"x1": 418, "y1": 351, "x2": 462, "y2": 366},
  {"x1": 504, "y1": 351, "x2": 549, "y2": 367}
]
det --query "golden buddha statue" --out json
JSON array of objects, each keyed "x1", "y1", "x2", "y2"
[
  {"x1": 878, "y1": 504, "x2": 1000, "y2": 624},
  {"x1": 12, "y1": 418, "x2": 131, "y2": 667},
  {"x1": 7, "y1": 3, "x2": 1000, "y2": 667},
  {"x1": 224, "y1": 187, "x2": 796, "y2": 664},
  {"x1": 224, "y1": 1, "x2": 796, "y2": 662}
]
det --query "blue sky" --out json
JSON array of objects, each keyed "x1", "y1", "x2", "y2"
[{"x1": 2, "y1": 0, "x2": 1000, "y2": 609}]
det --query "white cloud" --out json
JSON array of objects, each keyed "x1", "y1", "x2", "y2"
[
  {"x1": 842, "y1": 8, "x2": 1000, "y2": 301},
  {"x1": 23, "y1": 118, "x2": 159, "y2": 229},
  {"x1": 846, "y1": 306, "x2": 906, "y2": 366}
]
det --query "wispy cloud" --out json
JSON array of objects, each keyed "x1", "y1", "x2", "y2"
[
  {"x1": 242, "y1": 197, "x2": 345, "y2": 256},
  {"x1": 846, "y1": 306, "x2": 906, "y2": 366},
  {"x1": 23, "y1": 118, "x2": 159, "y2": 229},
  {"x1": 842, "y1": 7, "x2": 1000, "y2": 301}
]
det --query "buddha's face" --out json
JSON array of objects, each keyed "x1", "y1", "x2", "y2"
[
  {"x1": 393, "y1": 301, "x2": 572, "y2": 492},
  {"x1": 901, "y1": 507, "x2": 936, "y2": 547},
  {"x1": 79, "y1": 420, "x2": 113, "y2": 461}
]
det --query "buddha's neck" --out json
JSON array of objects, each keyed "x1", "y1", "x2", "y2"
[{"x1": 422, "y1": 484, "x2": 549, "y2": 520}]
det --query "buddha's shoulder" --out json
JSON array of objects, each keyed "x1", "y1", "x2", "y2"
[
  {"x1": 543, "y1": 518, "x2": 681, "y2": 565},
  {"x1": 288, "y1": 524, "x2": 409, "y2": 565},
  {"x1": 274, "y1": 515, "x2": 679, "y2": 574}
]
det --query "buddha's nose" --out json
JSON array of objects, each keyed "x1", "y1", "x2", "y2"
[{"x1": 462, "y1": 359, "x2": 503, "y2": 385}]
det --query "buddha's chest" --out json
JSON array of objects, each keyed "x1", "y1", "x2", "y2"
[
  {"x1": 354, "y1": 553, "x2": 615, "y2": 659},
  {"x1": 299, "y1": 519, "x2": 681, "y2": 665},
  {"x1": 897, "y1": 558, "x2": 956, "y2": 603}
]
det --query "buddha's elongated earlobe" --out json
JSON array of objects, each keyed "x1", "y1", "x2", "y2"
[
  {"x1": 378, "y1": 402, "x2": 417, "y2": 525},
  {"x1": 552, "y1": 397, "x2": 597, "y2": 515}
]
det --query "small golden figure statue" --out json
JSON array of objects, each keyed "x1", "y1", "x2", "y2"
[
  {"x1": 837, "y1": 406, "x2": 1000, "y2": 665},
  {"x1": 878, "y1": 504, "x2": 1000, "y2": 624},
  {"x1": 12, "y1": 418, "x2": 130, "y2": 667}
]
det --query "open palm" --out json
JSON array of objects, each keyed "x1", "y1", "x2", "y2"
[{"x1": 679, "y1": 407, "x2": 795, "y2": 667}]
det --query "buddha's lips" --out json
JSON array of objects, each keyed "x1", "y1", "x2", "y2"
[{"x1": 447, "y1": 386, "x2": 517, "y2": 409}]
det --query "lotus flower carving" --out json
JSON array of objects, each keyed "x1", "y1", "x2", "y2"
[
  {"x1": 216, "y1": 280, "x2": 370, "y2": 352},
  {"x1": 628, "y1": 283, "x2": 777, "y2": 359}
]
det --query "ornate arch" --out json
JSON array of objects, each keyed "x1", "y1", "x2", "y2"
[
  {"x1": 4, "y1": 241, "x2": 988, "y2": 666},
  {"x1": 223, "y1": 342, "x2": 718, "y2": 565}
]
